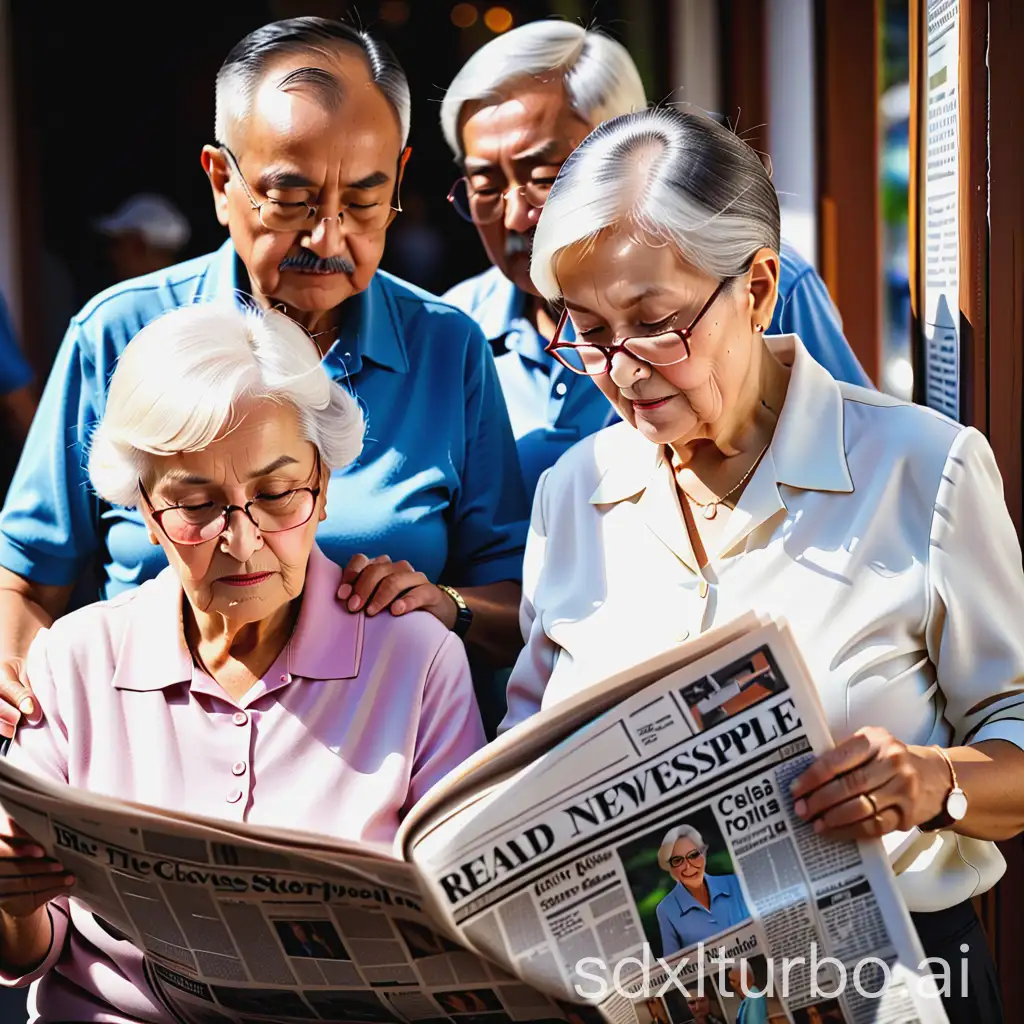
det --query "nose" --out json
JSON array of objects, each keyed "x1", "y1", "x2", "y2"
[
  {"x1": 219, "y1": 509, "x2": 265, "y2": 562},
  {"x1": 302, "y1": 214, "x2": 349, "y2": 258},
  {"x1": 608, "y1": 348, "x2": 651, "y2": 389},
  {"x1": 503, "y1": 187, "x2": 540, "y2": 234}
]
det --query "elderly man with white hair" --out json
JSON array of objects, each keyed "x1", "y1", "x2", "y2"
[
  {"x1": 0, "y1": 302, "x2": 486, "y2": 1022},
  {"x1": 440, "y1": 20, "x2": 871, "y2": 499},
  {"x1": 655, "y1": 824, "x2": 750, "y2": 957}
]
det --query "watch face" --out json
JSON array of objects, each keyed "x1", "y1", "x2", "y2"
[{"x1": 947, "y1": 789, "x2": 968, "y2": 821}]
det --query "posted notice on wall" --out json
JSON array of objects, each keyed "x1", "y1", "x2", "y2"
[{"x1": 922, "y1": 0, "x2": 960, "y2": 420}]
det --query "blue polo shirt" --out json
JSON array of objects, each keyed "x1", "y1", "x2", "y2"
[
  {"x1": 0, "y1": 241, "x2": 529, "y2": 605},
  {"x1": 0, "y1": 291, "x2": 33, "y2": 396},
  {"x1": 656, "y1": 873, "x2": 751, "y2": 956},
  {"x1": 444, "y1": 241, "x2": 871, "y2": 499}
]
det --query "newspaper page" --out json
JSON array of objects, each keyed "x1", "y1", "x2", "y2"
[
  {"x1": 408, "y1": 621, "x2": 950, "y2": 1024},
  {"x1": 0, "y1": 768, "x2": 555, "y2": 1024}
]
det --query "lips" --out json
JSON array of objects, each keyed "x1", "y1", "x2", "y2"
[
  {"x1": 217, "y1": 572, "x2": 274, "y2": 587},
  {"x1": 630, "y1": 396, "x2": 675, "y2": 411}
]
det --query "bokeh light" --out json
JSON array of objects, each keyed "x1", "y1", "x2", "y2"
[
  {"x1": 450, "y1": 3, "x2": 478, "y2": 28},
  {"x1": 378, "y1": 0, "x2": 409, "y2": 25},
  {"x1": 483, "y1": 6, "x2": 513, "y2": 33}
]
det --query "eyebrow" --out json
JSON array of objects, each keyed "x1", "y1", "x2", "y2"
[
  {"x1": 158, "y1": 455, "x2": 301, "y2": 489},
  {"x1": 347, "y1": 170, "x2": 391, "y2": 190}
]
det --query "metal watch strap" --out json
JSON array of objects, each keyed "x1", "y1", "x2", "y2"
[{"x1": 437, "y1": 584, "x2": 473, "y2": 639}]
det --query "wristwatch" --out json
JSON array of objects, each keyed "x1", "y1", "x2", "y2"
[
  {"x1": 920, "y1": 745, "x2": 968, "y2": 832},
  {"x1": 437, "y1": 584, "x2": 473, "y2": 640}
]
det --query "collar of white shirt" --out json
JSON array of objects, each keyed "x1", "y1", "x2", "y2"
[{"x1": 586, "y1": 335, "x2": 858, "y2": 567}]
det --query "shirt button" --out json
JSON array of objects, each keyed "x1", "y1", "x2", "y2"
[
  {"x1": 279, "y1": 673, "x2": 291, "y2": 683},
  {"x1": 232, "y1": 711, "x2": 248, "y2": 726},
  {"x1": 555, "y1": 382, "x2": 568, "y2": 396},
  {"x1": 232, "y1": 761, "x2": 247, "y2": 776},
  {"x1": 226, "y1": 789, "x2": 243, "y2": 804},
  {"x1": 676, "y1": 629, "x2": 690, "y2": 643}
]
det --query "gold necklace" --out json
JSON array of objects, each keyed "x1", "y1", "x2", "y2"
[{"x1": 679, "y1": 440, "x2": 771, "y2": 520}]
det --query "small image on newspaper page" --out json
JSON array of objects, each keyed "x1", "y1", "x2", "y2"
[
  {"x1": 408, "y1": 622, "x2": 950, "y2": 1024},
  {"x1": 0, "y1": 767, "x2": 557, "y2": 1024}
]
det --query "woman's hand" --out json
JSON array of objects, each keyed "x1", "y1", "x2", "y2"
[
  {"x1": 0, "y1": 814, "x2": 73, "y2": 921},
  {"x1": 0, "y1": 658, "x2": 41, "y2": 742},
  {"x1": 789, "y1": 726, "x2": 952, "y2": 841},
  {"x1": 337, "y1": 554, "x2": 457, "y2": 629}
]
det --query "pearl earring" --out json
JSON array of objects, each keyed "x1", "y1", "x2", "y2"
[{"x1": 754, "y1": 324, "x2": 764, "y2": 333}]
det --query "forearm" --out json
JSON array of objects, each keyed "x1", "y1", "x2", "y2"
[
  {"x1": 914, "y1": 739, "x2": 1024, "y2": 841},
  {"x1": 458, "y1": 581, "x2": 524, "y2": 667},
  {"x1": 0, "y1": 906, "x2": 52, "y2": 973},
  {"x1": 0, "y1": 573, "x2": 60, "y2": 665}
]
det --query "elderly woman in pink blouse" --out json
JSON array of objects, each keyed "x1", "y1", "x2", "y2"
[{"x1": 0, "y1": 302, "x2": 485, "y2": 1022}]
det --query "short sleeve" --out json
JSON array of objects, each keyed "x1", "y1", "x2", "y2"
[
  {"x1": 407, "y1": 633, "x2": 487, "y2": 807},
  {"x1": 0, "y1": 628, "x2": 72, "y2": 987},
  {"x1": 444, "y1": 323, "x2": 529, "y2": 588},
  {"x1": 773, "y1": 270, "x2": 873, "y2": 389},
  {"x1": 0, "y1": 321, "x2": 103, "y2": 585},
  {"x1": 0, "y1": 292, "x2": 33, "y2": 395},
  {"x1": 925, "y1": 426, "x2": 1024, "y2": 749},
  {"x1": 499, "y1": 467, "x2": 559, "y2": 733}
]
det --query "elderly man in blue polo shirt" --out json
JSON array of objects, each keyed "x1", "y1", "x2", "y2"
[
  {"x1": 441, "y1": 21, "x2": 872, "y2": 499},
  {"x1": 0, "y1": 18, "x2": 527, "y2": 738}
]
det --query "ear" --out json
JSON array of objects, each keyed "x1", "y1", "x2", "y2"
[
  {"x1": 201, "y1": 145, "x2": 231, "y2": 228},
  {"x1": 746, "y1": 246, "x2": 780, "y2": 333}
]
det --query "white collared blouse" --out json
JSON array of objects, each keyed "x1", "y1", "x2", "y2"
[{"x1": 501, "y1": 335, "x2": 1024, "y2": 912}]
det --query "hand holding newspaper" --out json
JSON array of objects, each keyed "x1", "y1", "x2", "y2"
[{"x1": 0, "y1": 615, "x2": 950, "y2": 1024}]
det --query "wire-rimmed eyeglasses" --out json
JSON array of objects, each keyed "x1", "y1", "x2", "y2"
[
  {"x1": 447, "y1": 175, "x2": 553, "y2": 225},
  {"x1": 545, "y1": 279, "x2": 729, "y2": 376},
  {"x1": 140, "y1": 451, "x2": 322, "y2": 546},
  {"x1": 220, "y1": 145, "x2": 403, "y2": 234}
]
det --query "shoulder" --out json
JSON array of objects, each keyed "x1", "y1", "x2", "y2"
[
  {"x1": 543, "y1": 421, "x2": 652, "y2": 496},
  {"x1": 375, "y1": 269, "x2": 486, "y2": 347},
  {"x1": 67, "y1": 248, "x2": 225, "y2": 356},
  {"x1": 441, "y1": 266, "x2": 506, "y2": 317},
  {"x1": 363, "y1": 608, "x2": 458, "y2": 674}
]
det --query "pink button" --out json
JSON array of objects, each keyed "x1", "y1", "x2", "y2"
[
  {"x1": 226, "y1": 789, "x2": 243, "y2": 804},
  {"x1": 232, "y1": 711, "x2": 248, "y2": 726},
  {"x1": 232, "y1": 761, "x2": 246, "y2": 776},
  {"x1": 279, "y1": 673, "x2": 291, "y2": 683}
]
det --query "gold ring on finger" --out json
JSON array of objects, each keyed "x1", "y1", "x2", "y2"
[{"x1": 864, "y1": 792, "x2": 880, "y2": 819}]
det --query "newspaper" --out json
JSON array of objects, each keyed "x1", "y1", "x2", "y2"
[{"x1": 0, "y1": 617, "x2": 950, "y2": 1024}]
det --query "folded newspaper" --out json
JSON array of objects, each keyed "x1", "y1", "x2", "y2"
[{"x1": 0, "y1": 615, "x2": 950, "y2": 1024}]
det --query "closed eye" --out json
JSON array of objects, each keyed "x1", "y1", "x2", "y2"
[
  {"x1": 639, "y1": 313, "x2": 678, "y2": 332},
  {"x1": 579, "y1": 325, "x2": 605, "y2": 338}
]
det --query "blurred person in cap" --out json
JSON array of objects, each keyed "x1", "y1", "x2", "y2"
[
  {"x1": 0, "y1": 17, "x2": 528, "y2": 744},
  {"x1": 94, "y1": 193, "x2": 191, "y2": 281},
  {"x1": 440, "y1": 20, "x2": 872, "y2": 500}
]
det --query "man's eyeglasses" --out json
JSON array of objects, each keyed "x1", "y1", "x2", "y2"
[
  {"x1": 140, "y1": 452, "x2": 322, "y2": 546},
  {"x1": 447, "y1": 176, "x2": 554, "y2": 225},
  {"x1": 220, "y1": 146, "x2": 402, "y2": 234},
  {"x1": 668, "y1": 849, "x2": 706, "y2": 869},
  {"x1": 545, "y1": 279, "x2": 729, "y2": 377}
]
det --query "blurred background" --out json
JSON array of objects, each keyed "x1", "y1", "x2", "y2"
[{"x1": 0, "y1": 0, "x2": 911, "y2": 488}]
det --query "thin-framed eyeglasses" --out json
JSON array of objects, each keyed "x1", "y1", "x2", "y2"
[
  {"x1": 447, "y1": 175, "x2": 554, "y2": 225},
  {"x1": 545, "y1": 279, "x2": 730, "y2": 377},
  {"x1": 668, "y1": 848, "x2": 707, "y2": 869},
  {"x1": 220, "y1": 145, "x2": 403, "y2": 234},
  {"x1": 140, "y1": 450, "x2": 323, "y2": 547}
]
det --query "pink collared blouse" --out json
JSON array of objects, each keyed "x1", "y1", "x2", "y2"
[{"x1": 0, "y1": 545, "x2": 486, "y2": 1023}]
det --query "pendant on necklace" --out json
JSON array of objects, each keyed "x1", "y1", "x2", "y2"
[{"x1": 703, "y1": 503, "x2": 718, "y2": 520}]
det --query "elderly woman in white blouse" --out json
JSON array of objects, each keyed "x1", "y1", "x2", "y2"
[{"x1": 501, "y1": 107, "x2": 1024, "y2": 1021}]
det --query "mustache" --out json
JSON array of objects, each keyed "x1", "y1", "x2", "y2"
[
  {"x1": 279, "y1": 249, "x2": 355, "y2": 275},
  {"x1": 505, "y1": 230, "x2": 534, "y2": 259}
]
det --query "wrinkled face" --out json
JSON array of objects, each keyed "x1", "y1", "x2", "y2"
[
  {"x1": 667, "y1": 837, "x2": 706, "y2": 888},
  {"x1": 140, "y1": 399, "x2": 326, "y2": 626},
  {"x1": 459, "y1": 78, "x2": 592, "y2": 296},
  {"x1": 555, "y1": 229, "x2": 777, "y2": 450},
  {"x1": 204, "y1": 45, "x2": 405, "y2": 315}
]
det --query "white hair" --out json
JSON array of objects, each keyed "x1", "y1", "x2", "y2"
[
  {"x1": 88, "y1": 302, "x2": 364, "y2": 509},
  {"x1": 440, "y1": 20, "x2": 646, "y2": 161},
  {"x1": 657, "y1": 825, "x2": 707, "y2": 872},
  {"x1": 530, "y1": 107, "x2": 781, "y2": 301}
]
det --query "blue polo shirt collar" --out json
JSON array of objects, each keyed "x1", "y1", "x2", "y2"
[
  {"x1": 672, "y1": 874, "x2": 733, "y2": 916},
  {"x1": 207, "y1": 240, "x2": 408, "y2": 375},
  {"x1": 474, "y1": 273, "x2": 574, "y2": 369}
]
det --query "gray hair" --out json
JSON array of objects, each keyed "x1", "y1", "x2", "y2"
[
  {"x1": 88, "y1": 303, "x2": 364, "y2": 509},
  {"x1": 440, "y1": 20, "x2": 646, "y2": 161},
  {"x1": 215, "y1": 17, "x2": 411, "y2": 149},
  {"x1": 530, "y1": 107, "x2": 781, "y2": 301},
  {"x1": 657, "y1": 825, "x2": 707, "y2": 872}
]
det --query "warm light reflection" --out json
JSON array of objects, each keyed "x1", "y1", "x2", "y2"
[
  {"x1": 379, "y1": 0, "x2": 409, "y2": 24},
  {"x1": 483, "y1": 6, "x2": 513, "y2": 33},
  {"x1": 451, "y1": 3, "x2": 478, "y2": 28}
]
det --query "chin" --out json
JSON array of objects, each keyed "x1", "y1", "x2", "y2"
[{"x1": 274, "y1": 276, "x2": 359, "y2": 311}]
